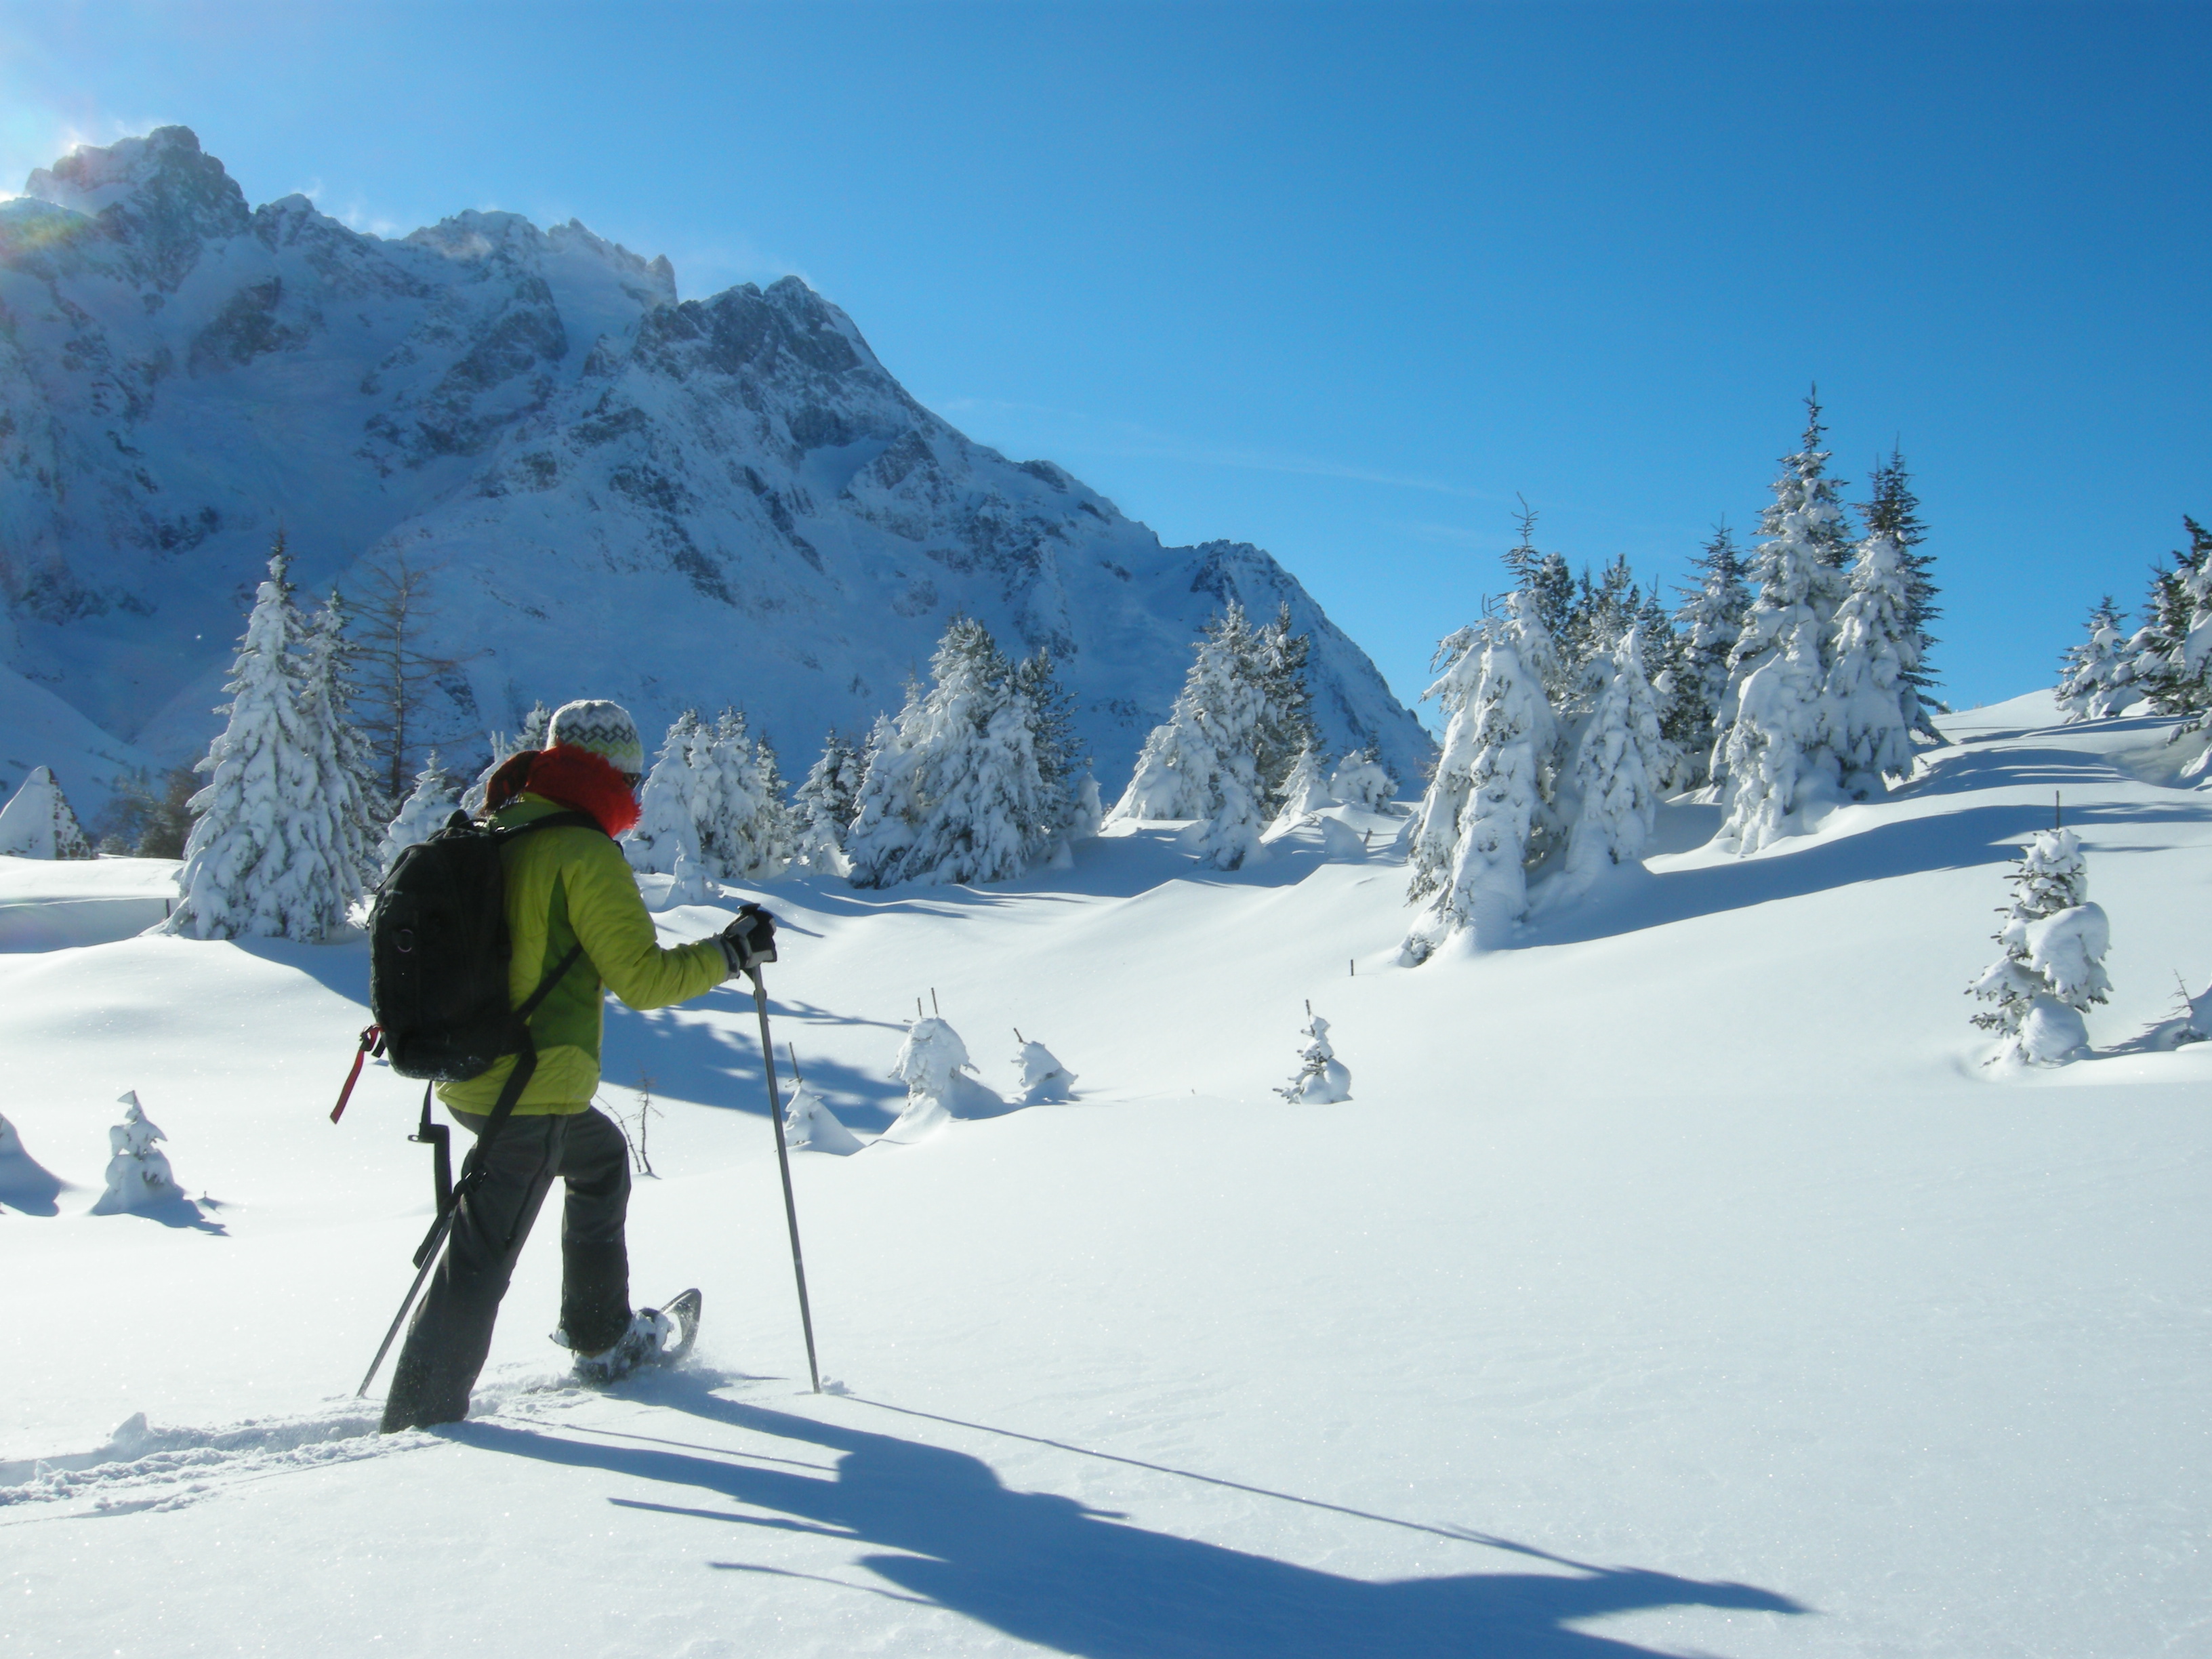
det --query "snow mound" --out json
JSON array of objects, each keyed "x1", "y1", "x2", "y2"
[
  {"x1": 783, "y1": 1082, "x2": 865, "y2": 1155},
  {"x1": 2016, "y1": 996, "x2": 2091, "y2": 1066}
]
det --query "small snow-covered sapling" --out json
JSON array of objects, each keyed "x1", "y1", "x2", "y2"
[
  {"x1": 884, "y1": 1016, "x2": 1006, "y2": 1136},
  {"x1": 98, "y1": 1090, "x2": 180, "y2": 1212},
  {"x1": 1275, "y1": 1004, "x2": 1352, "y2": 1104},
  {"x1": 1011, "y1": 1027, "x2": 1078, "y2": 1104}
]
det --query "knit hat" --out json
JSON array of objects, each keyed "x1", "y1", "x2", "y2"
[{"x1": 546, "y1": 699, "x2": 644, "y2": 782}]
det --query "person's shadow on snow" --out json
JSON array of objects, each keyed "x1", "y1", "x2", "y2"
[{"x1": 453, "y1": 1387, "x2": 1803, "y2": 1657}]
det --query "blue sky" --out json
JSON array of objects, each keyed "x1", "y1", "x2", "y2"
[{"x1": 5, "y1": 1, "x2": 2206, "y2": 714}]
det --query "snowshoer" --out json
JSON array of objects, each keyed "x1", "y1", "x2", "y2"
[{"x1": 381, "y1": 700, "x2": 777, "y2": 1432}]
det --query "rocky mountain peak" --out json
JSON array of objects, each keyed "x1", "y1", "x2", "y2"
[
  {"x1": 0, "y1": 127, "x2": 1433, "y2": 807},
  {"x1": 24, "y1": 127, "x2": 250, "y2": 288}
]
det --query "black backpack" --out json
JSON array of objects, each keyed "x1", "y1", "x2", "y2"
[
  {"x1": 369, "y1": 809, "x2": 595, "y2": 1085},
  {"x1": 364, "y1": 809, "x2": 600, "y2": 1263}
]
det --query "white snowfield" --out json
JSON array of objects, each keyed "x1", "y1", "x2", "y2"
[{"x1": 3, "y1": 689, "x2": 2207, "y2": 1657}]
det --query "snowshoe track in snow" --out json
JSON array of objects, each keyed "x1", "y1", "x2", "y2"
[{"x1": 0, "y1": 1407, "x2": 404, "y2": 1518}]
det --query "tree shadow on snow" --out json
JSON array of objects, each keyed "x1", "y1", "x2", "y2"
[
  {"x1": 86, "y1": 1190, "x2": 229, "y2": 1233},
  {"x1": 1528, "y1": 790, "x2": 2211, "y2": 951},
  {"x1": 228, "y1": 935, "x2": 371, "y2": 1007},
  {"x1": 778, "y1": 825, "x2": 1347, "y2": 914},
  {"x1": 452, "y1": 1382, "x2": 1803, "y2": 1658},
  {"x1": 0, "y1": 1150, "x2": 66, "y2": 1216},
  {"x1": 602, "y1": 991, "x2": 911, "y2": 1131}
]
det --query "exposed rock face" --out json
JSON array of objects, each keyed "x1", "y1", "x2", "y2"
[{"x1": 0, "y1": 127, "x2": 1431, "y2": 792}]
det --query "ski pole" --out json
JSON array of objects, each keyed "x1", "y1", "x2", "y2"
[
  {"x1": 747, "y1": 966, "x2": 822, "y2": 1393},
  {"x1": 356, "y1": 1210, "x2": 452, "y2": 1397}
]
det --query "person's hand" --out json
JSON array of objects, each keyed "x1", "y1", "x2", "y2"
[{"x1": 717, "y1": 903, "x2": 778, "y2": 976}]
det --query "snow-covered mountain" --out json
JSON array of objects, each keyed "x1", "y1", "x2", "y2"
[{"x1": 0, "y1": 127, "x2": 1431, "y2": 806}]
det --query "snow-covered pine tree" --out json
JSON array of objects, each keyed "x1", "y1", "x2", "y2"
[
  {"x1": 1565, "y1": 556, "x2": 1642, "y2": 677},
  {"x1": 747, "y1": 723, "x2": 794, "y2": 871},
  {"x1": 1069, "y1": 769, "x2": 1105, "y2": 839},
  {"x1": 697, "y1": 709, "x2": 790, "y2": 881},
  {"x1": 1824, "y1": 525, "x2": 1921, "y2": 799},
  {"x1": 626, "y1": 711, "x2": 708, "y2": 876},
  {"x1": 2121, "y1": 525, "x2": 2211, "y2": 716},
  {"x1": 168, "y1": 541, "x2": 360, "y2": 941},
  {"x1": 1268, "y1": 743, "x2": 1334, "y2": 830},
  {"x1": 1501, "y1": 497, "x2": 1576, "y2": 668},
  {"x1": 1252, "y1": 603, "x2": 1320, "y2": 802},
  {"x1": 377, "y1": 752, "x2": 459, "y2": 878},
  {"x1": 1010, "y1": 649, "x2": 1083, "y2": 849},
  {"x1": 298, "y1": 587, "x2": 385, "y2": 907},
  {"x1": 846, "y1": 618, "x2": 1072, "y2": 887},
  {"x1": 1107, "y1": 605, "x2": 1270, "y2": 869},
  {"x1": 1714, "y1": 398, "x2": 1854, "y2": 766},
  {"x1": 792, "y1": 729, "x2": 864, "y2": 872},
  {"x1": 1713, "y1": 398, "x2": 1853, "y2": 851},
  {"x1": 1670, "y1": 520, "x2": 1750, "y2": 790},
  {"x1": 2057, "y1": 598, "x2": 2135, "y2": 722},
  {"x1": 1328, "y1": 747, "x2": 1396, "y2": 810},
  {"x1": 1110, "y1": 687, "x2": 1219, "y2": 823},
  {"x1": 520, "y1": 701, "x2": 552, "y2": 750},
  {"x1": 0, "y1": 766, "x2": 94, "y2": 859},
  {"x1": 1630, "y1": 584, "x2": 1692, "y2": 793},
  {"x1": 1860, "y1": 449, "x2": 1942, "y2": 739},
  {"x1": 1969, "y1": 828, "x2": 2111, "y2": 1064},
  {"x1": 2125, "y1": 518, "x2": 2212, "y2": 729},
  {"x1": 1559, "y1": 628, "x2": 1666, "y2": 889},
  {"x1": 461, "y1": 701, "x2": 554, "y2": 816},
  {"x1": 843, "y1": 712, "x2": 915, "y2": 881},
  {"x1": 1717, "y1": 626, "x2": 1832, "y2": 854},
  {"x1": 1403, "y1": 594, "x2": 1559, "y2": 960}
]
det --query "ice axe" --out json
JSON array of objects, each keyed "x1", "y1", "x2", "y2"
[{"x1": 741, "y1": 943, "x2": 822, "y2": 1395}]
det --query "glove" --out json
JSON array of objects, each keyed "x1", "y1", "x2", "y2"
[{"x1": 717, "y1": 903, "x2": 778, "y2": 977}]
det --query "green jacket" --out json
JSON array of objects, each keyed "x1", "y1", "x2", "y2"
[{"x1": 437, "y1": 794, "x2": 729, "y2": 1115}]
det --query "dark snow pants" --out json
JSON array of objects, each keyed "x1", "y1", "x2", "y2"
[{"x1": 380, "y1": 1105, "x2": 632, "y2": 1432}]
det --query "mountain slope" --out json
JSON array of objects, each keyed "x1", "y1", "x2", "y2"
[
  {"x1": 0, "y1": 127, "x2": 1431, "y2": 804},
  {"x1": 1, "y1": 693, "x2": 2207, "y2": 1655}
]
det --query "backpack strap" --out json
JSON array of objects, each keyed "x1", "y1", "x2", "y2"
[{"x1": 408, "y1": 807, "x2": 607, "y2": 1267}]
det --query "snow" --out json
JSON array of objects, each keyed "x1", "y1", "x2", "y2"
[
  {"x1": 1, "y1": 694, "x2": 2209, "y2": 1655},
  {"x1": 0, "y1": 661, "x2": 159, "y2": 820},
  {"x1": 0, "y1": 763, "x2": 94, "y2": 859},
  {"x1": 783, "y1": 1080, "x2": 866, "y2": 1155},
  {"x1": 0, "y1": 852, "x2": 178, "y2": 951}
]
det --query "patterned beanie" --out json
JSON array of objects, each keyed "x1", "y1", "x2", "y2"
[{"x1": 546, "y1": 699, "x2": 644, "y2": 781}]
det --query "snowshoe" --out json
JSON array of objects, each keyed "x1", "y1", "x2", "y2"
[
  {"x1": 658, "y1": 1288, "x2": 702, "y2": 1364},
  {"x1": 556, "y1": 1289, "x2": 701, "y2": 1385}
]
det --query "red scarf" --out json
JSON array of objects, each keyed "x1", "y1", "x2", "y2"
[{"x1": 485, "y1": 745, "x2": 642, "y2": 837}]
